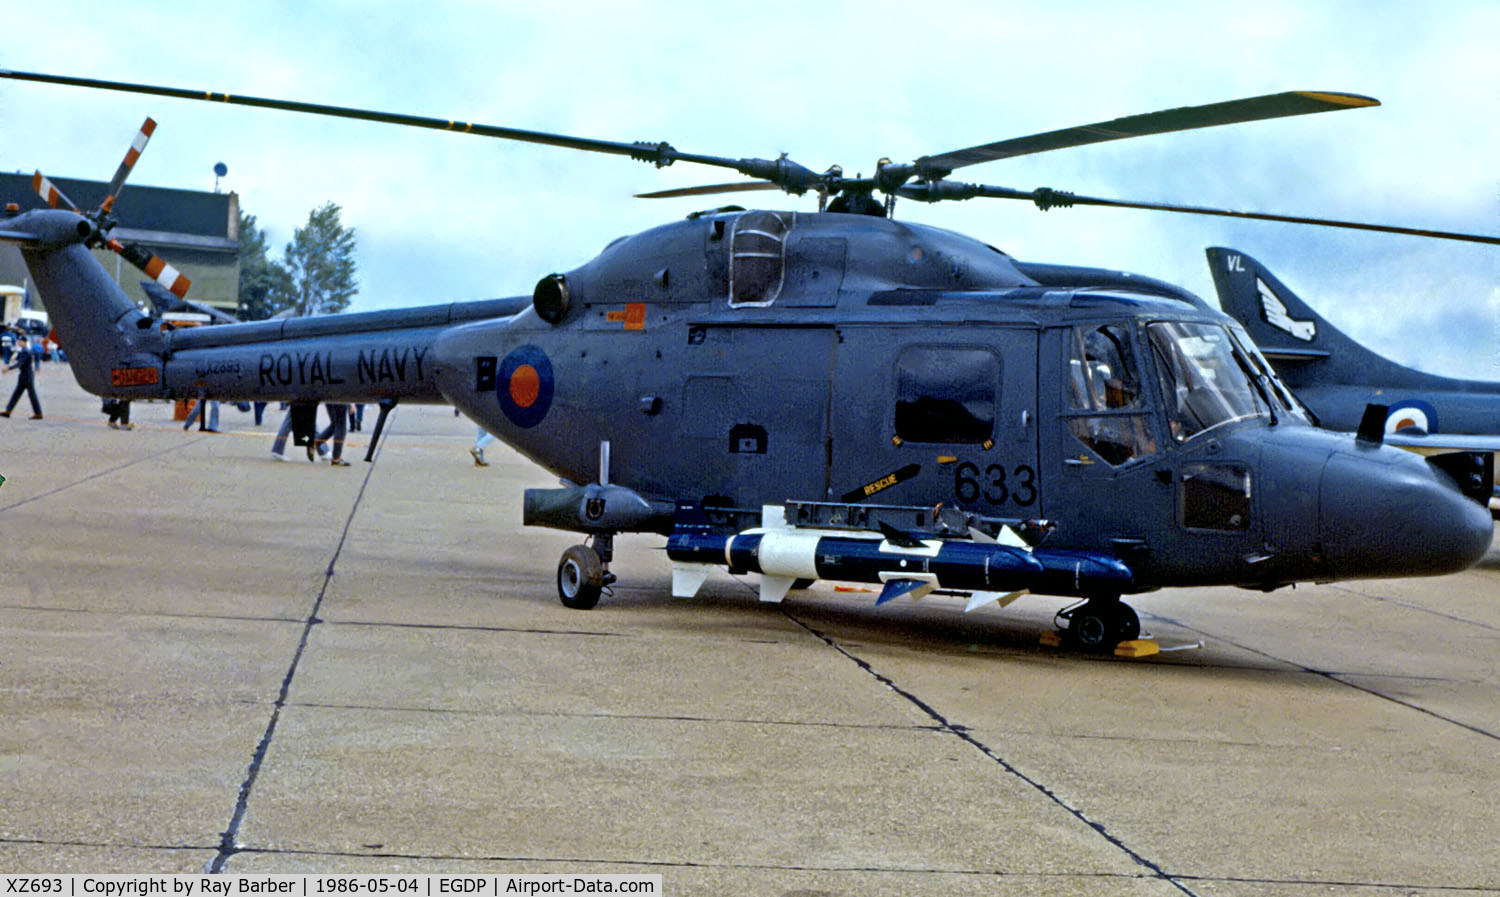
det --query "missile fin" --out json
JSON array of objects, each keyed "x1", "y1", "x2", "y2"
[
  {"x1": 759, "y1": 575, "x2": 797, "y2": 603},
  {"x1": 964, "y1": 589, "x2": 1028, "y2": 613},
  {"x1": 671, "y1": 563, "x2": 712, "y2": 598},
  {"x1": 875, "y1": 576, "x2": 937, "y2": 605},
  {"x1": 998, "y1": 526, "x2": 1032, "y2": 550}
]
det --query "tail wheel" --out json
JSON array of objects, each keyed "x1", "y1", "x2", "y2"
[{"x1": 557, "y1": 544, "x2": 604, "y2": 610}]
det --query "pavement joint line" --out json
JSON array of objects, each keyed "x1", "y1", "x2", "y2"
[
  {"x1": 0, "y1": 836, "x2": 217, "y2": 852},
  {"x1": 0, "y1": 435, "x2": 213, "y2": 513},
  {"x1": 772, "y1": 603, "x2": 1201, "y2": 897},
  {"x1": 1171, "y1": 872, "x2": 1500, "y2": 892},
  {"x1": 2, "y1": 600, "x2": 1469, "y2": 684},
  {"x1": 208, "y1": 443, "x2": 384, "y2": 874},
  {"x1": 0, "y1": 604, "x2": 311, "y2": 625},
  {"x1": 325, "y1": 619, "x2": 629, "y2": 638},
  {"x1": 1327, "y1": 582, "x2": 1500, "y2": 633},
  {"x1": 284, "y1": 700, "x2": 947, "y2": 732},
  {"x1": 1144, "y1": 611, "x2": 1500, "y2": 743},
  {"x1": 218, "y1": 844, "x2": 1162, "y2": 879}
]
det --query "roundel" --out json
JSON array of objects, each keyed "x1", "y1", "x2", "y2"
[
  {"x1": 1384, "y1": 399, "x2": 1437, "y2": 436},
  {"x1": 496, "y1": 345, "x2": 554, "y2": 428}
]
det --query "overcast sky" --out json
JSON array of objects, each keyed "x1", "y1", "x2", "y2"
[{"x1": 2, "y1": 0, "x2": 1496, "y2": 376}]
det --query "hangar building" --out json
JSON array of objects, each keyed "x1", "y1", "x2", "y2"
[{"x1": 0, "y1": 172, "x2": 239, "y2": 321}]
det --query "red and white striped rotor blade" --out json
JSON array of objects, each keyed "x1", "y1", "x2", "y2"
[
  {"x1": 112, "y1": 239, "x2": 192, "y2": 298},
  {"x1": 32, "y1": 171, "x2": 81, "y2": 213},
  {"x1": 100, "y1": 117, "x2": 156, "y2": 214}
]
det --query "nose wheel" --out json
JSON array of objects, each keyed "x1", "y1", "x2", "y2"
[
  {"x1": 556, "y1": 539, "x2": 617, "y2": 610},
  {"x1": 1059, "y1": 597, "x2": 1140, "y2": 651}
]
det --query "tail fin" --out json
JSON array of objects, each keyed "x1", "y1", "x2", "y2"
[
  {"x1": 2, "y1": 209, "x2": 161, "y2": 396},
  {"x1": 1206, "y1": 247, "x2": 1337, "y2": 364},
  {"x1": 1207, "y1": 246, "x2": 1471, "y2": 413}
]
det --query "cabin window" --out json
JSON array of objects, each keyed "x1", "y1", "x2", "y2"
[
  {"x1": 729, "y1": 211, "x2": 789, "y2": 307},
  {"x1": 894, "y1": 347, "x2": 998, "y2": 444},
  {"x1": 1180, "y1": 462, "x2": 1252, "y2": 531},
  {"x1": 1063, "y1": 323, "x2": 1158, "y2": 466}
]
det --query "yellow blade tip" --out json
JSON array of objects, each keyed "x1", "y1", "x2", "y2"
[{"x1": 1298, "y1": 91, "x2": 1380, "y2": 108}]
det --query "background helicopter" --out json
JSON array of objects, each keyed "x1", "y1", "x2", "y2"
[{"x1": 2, "y1": 63, "x2": 1497, "y2": 651}]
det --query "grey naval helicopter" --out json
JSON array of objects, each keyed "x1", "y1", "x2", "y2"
[{"x1": 3, "y1": 71, "x2": 1498, "y2": 653}]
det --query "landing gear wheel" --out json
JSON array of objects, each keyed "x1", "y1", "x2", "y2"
[
  {"x1": 557, "y1": 544, "x2": 604, "y2": 610},
  {"x1": 1063, "y1": 599, "x2": 1139, "y2": 652},
  {"x1": 1066, "y1": 604, "x2": 1112, "y2": 652},
  {"x1": 1112, "y1": 602, "x2": 1141, "y2": 643}
]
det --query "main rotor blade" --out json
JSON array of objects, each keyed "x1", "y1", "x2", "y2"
[
  {"x1": 915, "y1": 91, "x2": 1378, "y2": 178},
  {"x1": 897, "y1": 181, "x2": 1500, "y2": 246},
  {"x1": 0, "y1": 69, "x2": 814, "y2": 187},
  {"x1": 100, "y1": 117, "x2": 156, "y2": 214},
  {"x1": 635, "y1": 181, "x2": 782, "y2": 199}
]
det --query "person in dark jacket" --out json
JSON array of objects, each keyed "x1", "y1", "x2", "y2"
[{"x1": 1, "y1": 335, "x2": 43, "y2": 419}]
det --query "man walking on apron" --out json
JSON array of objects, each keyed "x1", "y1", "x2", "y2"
[{"x1": 1, "y1": 335, "x2": 43, "y2": 419}]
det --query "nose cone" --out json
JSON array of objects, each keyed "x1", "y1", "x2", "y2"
[{"x1": 1320, "y1": 447, "x2": 1494, "y2": 579}]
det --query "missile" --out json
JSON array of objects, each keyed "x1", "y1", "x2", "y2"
[{"x1": 666, "y1": 511, "x2": 1132, "y2": 607}]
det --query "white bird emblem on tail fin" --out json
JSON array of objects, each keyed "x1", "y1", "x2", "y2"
[{"x1": 1258, "y1": 277, "x2": 1316, "y2": 341}]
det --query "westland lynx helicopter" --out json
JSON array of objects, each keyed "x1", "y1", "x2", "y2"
[{"x1": 3, "y1": 71, "x2": 1497, "y2": 652}]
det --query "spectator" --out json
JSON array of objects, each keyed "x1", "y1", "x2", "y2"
[
  {"x1": 104, "y1": 398, "x2": 134, "y2": 430},
  {"x1": 470, "y1": 426, "x2": 495, "y2": 466},
  {"x1": 1, "y1": 335, "x2": 43, "y2": 419},
  {"x1": 182, "y1": 396, "x2": 221, "y2": 432},
  {"x1": 313, "y1": 402, "x2": 351, "y2": 466}
]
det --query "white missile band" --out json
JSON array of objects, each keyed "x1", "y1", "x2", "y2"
[{"x1": 754, "y1": 530, "x2": 826, "y2": 579}]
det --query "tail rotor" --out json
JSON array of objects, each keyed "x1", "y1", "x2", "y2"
[{"x1": 30, "y1": 116, "x2": 192, "y2": 298}]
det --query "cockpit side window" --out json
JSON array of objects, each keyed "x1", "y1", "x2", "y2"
[
  {"x1": 1068, "y1": 323, "x2": 1145, "y2": 412},
  {"x1": 1063, "y1": 323, "x2": 1158, "y2": 467},
  {"x1": 728, "y1": 211, "x2": 789, "y2": 307}
]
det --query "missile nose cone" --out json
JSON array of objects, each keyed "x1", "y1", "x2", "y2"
[{"x1": 1320, "y1": 448, "x2": 1493, "y2": 579}]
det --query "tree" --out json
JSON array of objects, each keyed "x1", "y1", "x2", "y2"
[
  {"x1": 235, "y1": 212, "x2": 288, "y2": 321},
  {"x1": 276, "y1": 202, "x2": 358, "y2": 316}
]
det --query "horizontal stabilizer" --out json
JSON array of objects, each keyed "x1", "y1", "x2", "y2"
[
  {"x1": 0, "y1": 228, "x2": 40, "y2": 245},
  {"x1": 1257, "y1": 346, "x2": 1331, "y2": 363}
]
